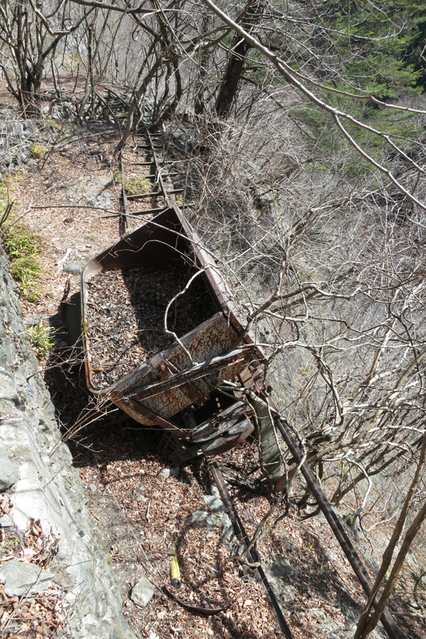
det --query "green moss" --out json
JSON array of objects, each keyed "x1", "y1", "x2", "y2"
[
  {"x1": 3, "y1": 220, "x2": 44, "y2": 302},
  {"x1": 30, "y1": 144, "x2": 47, "y2": 158},
  {"x1": 0, "y1": 173, "x2": 18, "y2": 220},
  {"x1": 4, "y1": 224, "x2": 39, "y2": 258},
  {"x1": 10, "y1": 255, "x2": 43, "y2": 301},
  {"x1": 0, "y1": 171, "x2": 45, "y2": 301},
  {"x1": 124, "y1": 175, "x2": 152, "y2": 195}
]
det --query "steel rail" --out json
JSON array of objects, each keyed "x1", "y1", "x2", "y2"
[
  {"x1": 273, "y1": 416, "x2": 402, "y2": 639},
  {"x1": 210, "y1": 461, "x2": 294, "y2": 639}
]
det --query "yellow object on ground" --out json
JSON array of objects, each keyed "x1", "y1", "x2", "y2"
[{"x1": 170, "y1": 546, "x2": 181, "y2": 589}]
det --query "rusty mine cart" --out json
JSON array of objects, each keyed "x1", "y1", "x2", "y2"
[{"x1": 81, "y1": 206, "x2": 284, "y2": 478}]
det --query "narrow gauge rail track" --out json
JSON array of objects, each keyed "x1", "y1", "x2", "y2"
[
  {"x1": 79, "y1": 92, "x2": 192, "y2": 231},
  {"x1": 76, "y1": 109, "x2": 298, "y2": 636},
  {"x1": 210, "y1": 461, "x2": 294, "y2": 639},
  {"x1": 118, "y1": 126, "x2": 189, "y2": 232}
]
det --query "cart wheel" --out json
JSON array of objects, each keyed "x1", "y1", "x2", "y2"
[{"x1": 201, "y1": 420, "x2": 254, "y2": 457}]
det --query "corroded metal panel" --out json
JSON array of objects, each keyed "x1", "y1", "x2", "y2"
[{"x1": 110, "y1": 315, "x2": 257, "y2": 425}]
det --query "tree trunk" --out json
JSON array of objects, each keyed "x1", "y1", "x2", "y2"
[
  {"x1": 194, "y1": 13, "x2": 212, "y2": 115},
  {"x1": 354, "y1": 430, "x2": 426, "y2": 639},
  {"x1": 215, "y1": 0, "x2": 263, "y2": 117}
]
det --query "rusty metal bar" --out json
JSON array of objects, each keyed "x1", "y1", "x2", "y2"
[
  {"x1": 202, "y1": 420, "x2": 254, "y2": 456},
  {"x1": 126, "y1": 189, "x2": 183, "y2": 200},
  {"x1": 210, "y1": 462, "x2": 294, "y2": 639},
  {"x1": 145, "y1": 127, "x2": 170, "y2": 206},
  {"x1": 127, "y1": 207, "x2": 165, "y2": 215},
  {"x1": 189, "y1": 402, "x2": 246, "y2": 443},
  {"x1": 126, "y1": 191, "x2": 163, "y2": 199},
  {"x1": 128, "y1": 349, "x2": 253, "y2": 402},
  {"x1": 164, "y1": 360, "x2": 207, "y2": 407},
  {"x1": 120, "y1": 397, "x2": 190, "y2": 440},
  {"x1": 119, "y1": 150, "x2": 129, "y2": 233},
  {"x1": 273, "y1": 416, "x2": 402, "y2": 639}
]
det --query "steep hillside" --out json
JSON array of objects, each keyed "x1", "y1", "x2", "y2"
[{"x1": 0, "y1": 92, "x2": 424, "y2": 637}]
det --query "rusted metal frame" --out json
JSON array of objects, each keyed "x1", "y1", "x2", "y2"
[
  {"x1": 126, "y1": 348, "x2": 254, "y2": 403},
  {"x1": 239, "y1": 368, "x2": 253, "y2": 388},
  {"x1": 126, "y1": 189, "x2": 184, "y2": 201},
  {"x1": 132, "y1": 175, "x2": 179, "y2": 184},
  {"x1": 126, "y1": 168, "x2": 175, "y2": 179},
  {"x1": 128, "y1": 207, "x2": 165, "y2": 215},
  {"x1": 126, "y1": 191, "x2": 164, "y2": 199},
  {"x1": 174, "y1": 211, "x2": 232, "y2": 316},
  {"x1": 81, "y1": 209, "x2": 253, "y2": 399},
  {"x1": 125, "y1": 209, "x2": 222, "y2": 310},
  {"x1": 135, "y1": 142, "x2": 162, "y2": 152},
  {"x1": 189, "y1": 401, "x2": 247, "y2": 443},
  {"x1": 193, "y1": 415, "x2": 248, "y2": 445},
  {"x1": 163, "y1": 359, "x2": 207, "y2": 407},
  {"x1": 120, "y1": 397, "x2": 190, "y2": 440},
  {"x1": 201, "y1": 419, "x2": 254, "y2": 456},
  {"x1": 94, "y1": 92, "x2": 123, "y2": 131},
  {"x1": 105, "y1": 88, "x2": 129, "y2": 110},
  {"x1": 273, "y1": 416, "x2": 402, "y2": 639},
  {"x1": 140, "y1": 147, "x2": 163, "y2": 153},
  {"x1": 84, "y1": 209, "x2": 190, "y2": 272},
  {"x1": 127, "y1": 210, "x2": 236, "y2": 345},
  {"x1": 175, "y1": 209, "x2": 265, "y2": 361},
  {"x1": 135, "y1": 134, "x2": 161, "y2": 146},
  {"x1": 119, "y1": 150, "x2": 130, "y2": 233},
  {"x1": 144, "y1": 127, "x2": 170, "y2": 206},
  {"x1": 123, "y1": 130, "x2": 167, "y2": 210},
  {"x1": 82, "y1": 207, "x2": 262, "y2": 405},
  {"x1": 173, "y1": 417, "x2": 254, "y2": 462},
  {"x1": 209, "y1": 462, "x2": 294, "y2": 639}
]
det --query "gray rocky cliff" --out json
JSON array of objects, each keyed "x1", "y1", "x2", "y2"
[{"x1": 0, "y1": 247, "x2": 136, "y2": 639}]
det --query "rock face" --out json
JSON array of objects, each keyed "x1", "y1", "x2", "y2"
[
  {"x1": 0, "y1": 247, "x2": 136, "y2": 639},
  {"x1": 0, "y1": 443, "x2": 19, "y2": 490}
]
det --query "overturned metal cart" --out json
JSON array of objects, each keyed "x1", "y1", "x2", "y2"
[{"x1": 81, "y1": 206, "x2": 284, "y2": 472}]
